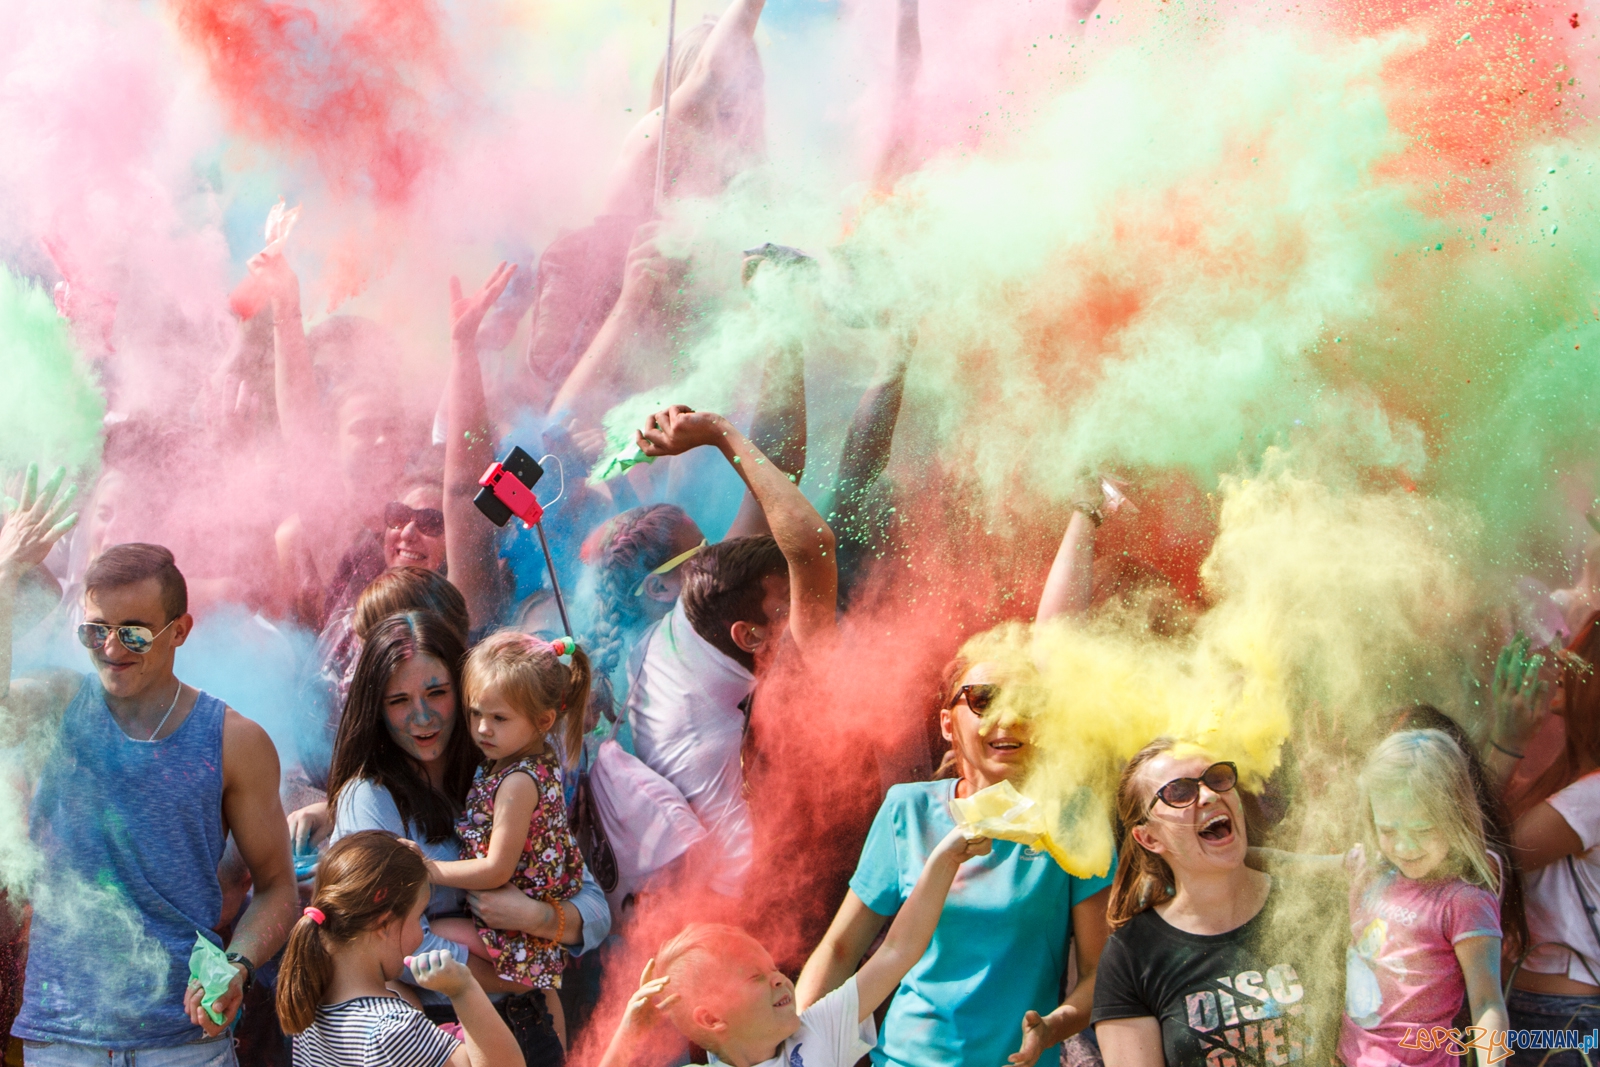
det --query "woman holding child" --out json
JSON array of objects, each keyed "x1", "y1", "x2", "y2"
[
  {"x1": 320, "y1": 610, "x2": 611, "y2": 1064},
  {"x1": 797, "y1": 656, "x2": 1115, "y2": 1067}
]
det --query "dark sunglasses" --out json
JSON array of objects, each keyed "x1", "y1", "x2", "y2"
[
  {"x1": 77, "y1": 619, "x2": 176, "y2": 655},
  {"x1": 945, "y1": 684, "x2": 1000, "y2": 713},
  {"x1": 384, "y1": 502, "x2": 445, "y2": 537},
  {"x1": 1147, "y1": 761, "x2": 1237, "y2": 816}
]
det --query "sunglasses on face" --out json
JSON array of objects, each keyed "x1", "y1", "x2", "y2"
[
  {"x1": 945, "y1": 683, "x2": 1000, "y2": 713},
  {"x1": 77, "y1": 619, "x2": 176, "y2": 655},
  {"x1": 384, "y1": 502, "x2": 445, "y2": 538},
  {"x1": 1147, "y1": 761, "x2": 1238, "y2": 817}
]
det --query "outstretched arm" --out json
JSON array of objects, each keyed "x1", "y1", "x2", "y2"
[
  {"x1": 636, "y1": 406, "x2": 837, "y2": 654},
  {"x1": 445, "y1": 264, "x2": 516, "y2": 631},
  {"x1": 795, "y1": 892, "x2": 889, "y2": 1010}
]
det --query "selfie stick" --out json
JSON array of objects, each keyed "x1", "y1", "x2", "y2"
[
  {"x1": 653, "y1": 0, "x2": 678, "y2": 211},
  {"x1": 477, "y1": 458, "x2": 573, "y2": 637}
]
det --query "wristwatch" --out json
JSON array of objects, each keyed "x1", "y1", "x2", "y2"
[{"x1": 226, "y1": 952, "x2": 256, "y2": 995}]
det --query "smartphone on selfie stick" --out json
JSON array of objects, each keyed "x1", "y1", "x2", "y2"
[{"x1": 474, "y1": 446, "x2": 572, "y2": 637}]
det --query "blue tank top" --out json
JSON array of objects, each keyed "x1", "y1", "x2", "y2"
[{"x1": 14, "y1": 678, "x2": 228, "y2": 1049}]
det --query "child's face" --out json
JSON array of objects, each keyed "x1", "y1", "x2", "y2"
[
  {"x1": 711, "y1": 940, "x2": 800, "y2": 1049},
  {"x1": 469, "y1": 688, "x2": 551, "y2": 762},
  {"x1": 379, "y1": 888, "x2": 430, "y2": 980},
  {"x1": 1371, "y1": 789, "x2": 1451, "y2": 880}
]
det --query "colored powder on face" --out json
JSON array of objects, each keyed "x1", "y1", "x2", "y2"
[{"x1": 0, "y1": 267, "x2": 104, "y2": 473}]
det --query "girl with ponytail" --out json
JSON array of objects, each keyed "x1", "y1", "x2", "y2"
[
  {"x1": 419, "y1": 630, "x2": 593, "y2": 1050},
  {"x1": 277, "y1": 830, "x2": 519, "y2": 1067},
  {"x1": 583, "y1": 504, "x2": 705, "y2": 717}
]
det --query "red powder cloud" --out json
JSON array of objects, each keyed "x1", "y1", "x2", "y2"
[{"x1": 170, "y1": 0, "x2": 451, "y2": 206}]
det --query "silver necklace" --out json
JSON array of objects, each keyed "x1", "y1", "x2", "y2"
[{"x1": 147, "y1": 681, "x2": 184, "y2": 742}]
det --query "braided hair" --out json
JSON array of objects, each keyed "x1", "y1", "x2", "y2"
[{"x1": 585, "y1": 504, "x2": 701, "y2": 713}]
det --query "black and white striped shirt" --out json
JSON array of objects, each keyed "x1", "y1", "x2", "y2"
[{"x1": 292, "y1": 996, "x2": 459, "y2": 1067}]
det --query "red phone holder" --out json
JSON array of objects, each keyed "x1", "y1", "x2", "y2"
[{"x1": 479, "y1": 462, "x2": 545, "y2": 528}]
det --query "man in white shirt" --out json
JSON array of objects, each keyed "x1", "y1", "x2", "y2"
[{"x1": 625, "y1": 406, "x2": 839, "y2": 897}]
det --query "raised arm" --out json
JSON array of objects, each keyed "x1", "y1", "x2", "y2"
[
  {"x1": 0, "y1": 465, "x2": 79, "y2": 728},
  {"x1": 547, "y1": 225, "x2": 676, "y2": 424},
  {"x1": 853, "y1": 829, "x2": 989, "y2": 1021},
  {"x1": 1036, "y1": 510, "x2": 1096, "y2": 624},
  {"x1": 1037, "y1": 481, "x2": 1131, "y2": 623},
  {"x1": 795, "y1": 892, "x2": 889, "y2": 1009},
  {"x1": 245, "y1": 251, "x2": 320, "y2": 447},
  {"x1": 636, "y1": 406, "x2": 837, "y2": 653},
  {"x1": 871, "y1": 0, "x2": 922, "y2": 192},
  {"x1": 727, "y1": 342, "x2": 807, "y2": 540},
  {"x1": 444, "y1": 264, "x2": 516, "y2": 631},
  {"x1": 426, "y1": 770, "x2": 540, "y2": 890},
  {"x1": 668, "y1": 0, "x2": 767, "y2": 120}
]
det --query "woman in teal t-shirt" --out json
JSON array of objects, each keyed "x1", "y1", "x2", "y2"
[{"x1": 795, "y1": 654, "x2": 1116, "y2": 1067}]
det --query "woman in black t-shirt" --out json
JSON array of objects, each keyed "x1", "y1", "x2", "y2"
[{"x1": 1092, "y1": 739, "x2": 1333, "y2": 1067}]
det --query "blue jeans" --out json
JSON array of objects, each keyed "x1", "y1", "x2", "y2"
[
  {"x1": 22, "y1": 1035, "x2": 237, "y2": 1067},
  {"x1": 1507, "y1": 987, "x2": 1600, "y2": 1067}
]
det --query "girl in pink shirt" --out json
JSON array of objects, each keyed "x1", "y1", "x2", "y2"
[{"x1": 1339, "y1": 730, "x2": 1510, "y2": 1067}]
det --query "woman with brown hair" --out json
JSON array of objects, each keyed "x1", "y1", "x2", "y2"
[
  {"x1": 1492, "y1": 614, "x2": 1600, "y2": 1066},
  {"x1": 322, "y1": 611, "x2": 610, "y2": 1065},
  {"x1": 1091, "y1": 739, "x2": 1328, "y2": 1067}
]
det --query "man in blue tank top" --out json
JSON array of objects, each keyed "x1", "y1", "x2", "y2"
[{"x1": 0, "y1": 466, "x2": 298, "y2": 1066}]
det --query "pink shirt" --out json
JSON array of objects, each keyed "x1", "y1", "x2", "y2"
[{"x1": 1338, "y1": 846, "x2": 1501, "y2": 1067}]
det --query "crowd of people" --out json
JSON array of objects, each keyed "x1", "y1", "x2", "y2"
[{"x1": 2, "y1": 0, "x2": 1600, "y2": 1066}]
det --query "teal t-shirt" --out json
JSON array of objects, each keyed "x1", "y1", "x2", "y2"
[{"x1": 849, "y1": 779, "x2": 1115, "y2": 1067}]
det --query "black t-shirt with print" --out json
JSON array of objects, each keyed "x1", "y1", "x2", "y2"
[{"x1": 1092, "y1": 887, "x2": 1334, "y2": 1067}]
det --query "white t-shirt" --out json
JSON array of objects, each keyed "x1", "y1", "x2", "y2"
[
  {"x1": 292, "y1": 995, "x2": 458, "y2": 1067},
  {"x1": 1523, "y1": 770, "x2": 1600, "y2": 983},
  {"x1": 626, "y1": 597, "x2": 755, "y2": 897},
  {"x1": 707, "y1": 977, "x2": 876, "y2": 1067}
]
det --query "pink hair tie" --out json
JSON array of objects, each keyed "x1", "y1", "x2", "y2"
[
  {"x1": 303, "y1": 906, "x2": 326, "y2": 925},
  {"x1": 551, "y1": 637, "x2": 576, "y2": 657}
]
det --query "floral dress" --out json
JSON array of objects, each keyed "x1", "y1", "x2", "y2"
[{"x1": 456, "y1": 752, "x2": 585, "y2": 988}]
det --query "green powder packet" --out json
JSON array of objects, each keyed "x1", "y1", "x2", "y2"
[
  {"x1": 188, "y1": 934, "x2": 236, "y2": 1025},
  {"x1": 591, "y1": 442, "x2": 654, "y2": 484}
]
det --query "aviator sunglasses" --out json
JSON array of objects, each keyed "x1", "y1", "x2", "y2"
[
  {"x1": 1147, "y1": 761, "x2": 1238, "y2": 817},
  {"x1": 77, "y1": 619, "x2": 177, "y2": 655},
  {"x1": 384, "y1": 502, "x2": 445, "y2": 537},
  {"x1": 945, "y1": 683, "x2": 1000, "y2": 713}
]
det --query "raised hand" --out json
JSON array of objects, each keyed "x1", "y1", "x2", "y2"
[
  {"x1": 931, "y1": 825, "x2": 992, "y2": 869},
  {"x1": 450, "y1": 263, "x2": 516, "y2": 347},
  {"x1": 0, "y1": 465, "x2": 78, "y2": 579},
  {"x1": 618, "y1": 223, "x2": 679, "y2": 312},
  {"x1": 619, "y1": 959, "x2": 678, "y2": 1037},
  {"x1": 635, "y1": 406, "x2": 731, "y2": 458},
  {"x1": 1490, "y1": 632, "x2": 1550, "y2": 755},
  {"x1": 406, "y1": 950, "x2": 476, "y2": 999}
]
